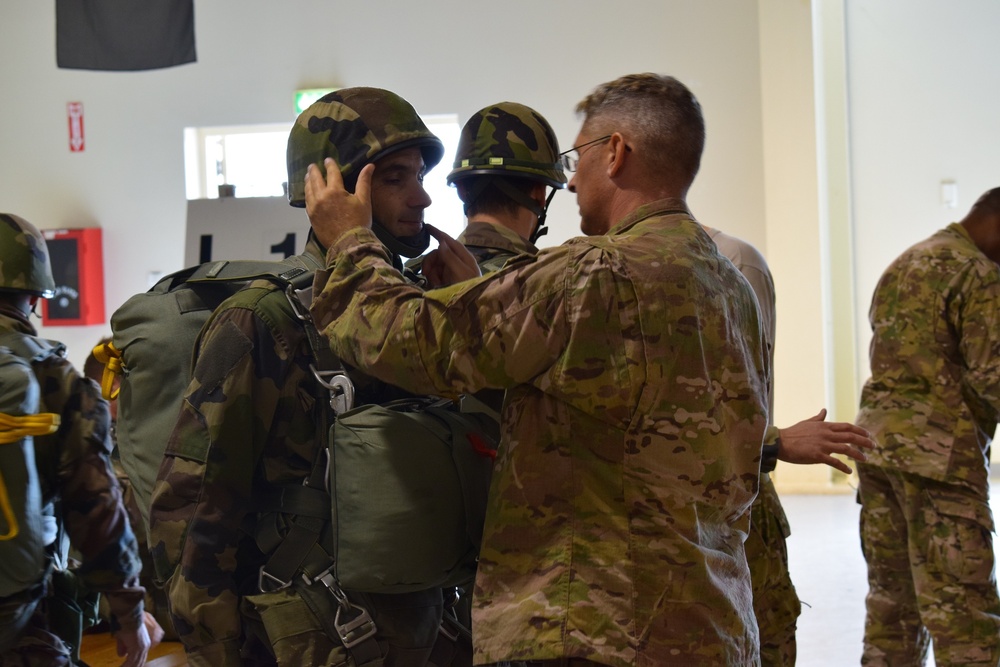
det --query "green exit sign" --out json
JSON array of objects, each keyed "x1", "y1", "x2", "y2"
[{"x1": 295, "y1": 88, "x2": 338, "y2": 115}]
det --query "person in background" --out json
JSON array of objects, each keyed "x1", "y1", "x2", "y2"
[
  {"x1": 855, "y1": 188, "x2": 1000, "y2": 666},
  {"x1": 0, "y1": 213, "x2": 152, "y2": 666},
  {"x1": 705, "y1": 225, "x2": 873, "y2": 666},
  {"x1": 445, "y1": 100, "x2": 566, "y2": 274}
]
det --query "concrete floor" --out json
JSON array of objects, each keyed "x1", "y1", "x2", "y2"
[{"x1": 784, "y1": 481, "x2": 1000, "y2": 667}]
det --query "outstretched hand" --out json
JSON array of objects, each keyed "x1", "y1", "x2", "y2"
[
  {"x1": 421, "y1": 224, "x2": 482, "y2": 287},
  {"x1": 305, "y1": 158, "x2": 374, "y2": 248},
  {"x1": 777, "y1": 408, "x2": 875, "y2": 475}
]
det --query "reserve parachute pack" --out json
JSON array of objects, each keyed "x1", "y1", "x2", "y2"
[
  {"x1": 103, "y1": 255, "x2": 498, "y2": 595},
  {"x1": 0, "y1": 332, "x2": 61, "y2": 598}
]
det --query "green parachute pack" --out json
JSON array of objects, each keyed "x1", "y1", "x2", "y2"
[
  {"x1": 103, "y1": 255, "x2": 323, "y2": 539},
  {"x1": 103, "y1": 255, "x2": 497, "y2": 595},
  {"x1": 0, "y1": 333, "x2": 60, "y2": 599}
]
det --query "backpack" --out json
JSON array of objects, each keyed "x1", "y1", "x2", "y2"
[
  {"x1": 104, "y1": 256, "x2": 499, "y2": 594},
  {"x1": 0, "y1": 334, "x2": 60, "y2": 598},
  {"x1": 105, "y1": 255, "x2": 321, "y2": 539}
]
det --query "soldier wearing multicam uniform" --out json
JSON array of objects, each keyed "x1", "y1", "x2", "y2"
[
  {"x1": 0, "y1": 214, "x2": 150, "y2": 666},
  {"x1": 706, "y1": 228, "x2": 872, "y2": 667},
  {"x1": 856, "y1": 188, "x2": 1000, "y2": 666},
  {"x1": 149, "y1": 88, "x2": 466, "y2": 666},
  {"x1": 304, "y1": 74, "x2": 770, "y2": 666},
  {"x1": 443, "y1": 99, "x2": 871, "y2": 667}
]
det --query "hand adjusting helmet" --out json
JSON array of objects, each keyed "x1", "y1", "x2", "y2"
[
  {"x1": 447, "y1": 102, "x2": 566, "y2": 243},
  {"x1": 287, "y1": 87, "x2": 445, "y2": 258}
]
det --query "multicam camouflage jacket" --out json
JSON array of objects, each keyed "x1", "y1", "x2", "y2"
[
  {"x1": 0, "y1": 307, "x2": 144, "y2": 631},
  {"x1": 310, "y1": 199, "x2": 770, "y2": 667},
  {"x1": 857, "y1": 222, "x2": 1000, "y2": 492}
]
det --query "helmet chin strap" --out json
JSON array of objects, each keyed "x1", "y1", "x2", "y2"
[
  {"x1": 371, "y1": 220, "x2": 430, "y2": 259},
  {"x1": 528, "y1": 187, "x2": 558, "y2": 245},
  {"x1": 460, "y1": 178, "x2": 557, "y2": 245}
]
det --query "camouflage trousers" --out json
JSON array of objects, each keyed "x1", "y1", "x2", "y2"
[
  {"x1": 243, "y1": 582, "x2": 466, "y2": 666},
  {"x1": 857, "y1": 464, "x2": 1000, "y2": 666},
  {"x1": 746, "y1": 473, "x2": 801, "y2": 667}
]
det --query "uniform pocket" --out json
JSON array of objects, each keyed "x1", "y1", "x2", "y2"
[{"x1": 924, "y1": 490, "x2": 995, "y2": 583}]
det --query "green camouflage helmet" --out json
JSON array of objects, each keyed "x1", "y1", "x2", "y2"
[
  {"x1": 0, "y1": 214, "x2": 55, "y2": 298},
  {"x1": 286, "y1": 87, "x2": 445, "y2": 207},
  {"x1": 447, "y1": 102, "x2": 567, "y2": 189}
]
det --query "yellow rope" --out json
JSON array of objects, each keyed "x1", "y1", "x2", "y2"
[
  {"x1": 91, "y1": 340, "x2": 123, "y2": 400},
  {"x1": 0, "y1": 412, "x2": 59, "y2": 540}
]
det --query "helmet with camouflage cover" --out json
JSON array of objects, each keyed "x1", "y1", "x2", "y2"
[
  {"x1": 447, "y1": 102, "x2": 566, "y2": 189},
  {"x1": 286, "y1": 87, "x2": 445, "y2": 258},
  {"x1": 448, "y1": 103, "x2": 566, "y2": 243},
  {"x1": 0, "y1": 214, "x2": 56, "y2": 298}
]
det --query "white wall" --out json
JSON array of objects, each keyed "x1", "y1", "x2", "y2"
[
  {"x1": 847, "y1": 0, "x2": 1000, "y2": 387},
  {"x1": 2, "y1": 0, "x2": 767, "y2": 369}
]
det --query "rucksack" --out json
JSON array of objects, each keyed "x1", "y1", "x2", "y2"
[
  {"x1": 104, "y1": 255, "x2": 322, "y2": 539},
  {"x1": 0, "y1": 333, "x2": 60, "y2": 598}
]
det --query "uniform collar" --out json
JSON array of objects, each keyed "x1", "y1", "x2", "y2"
[
  {"x1": 457, "y1": 221, "x2": 538, "y2": 256},
  {"x1": 609, "y1": 197, "x2": 693, "y2": 235}
]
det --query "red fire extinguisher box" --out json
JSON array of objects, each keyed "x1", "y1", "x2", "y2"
[{"x1": 41, "y1": 228, "x2": 105, "y2": 326}]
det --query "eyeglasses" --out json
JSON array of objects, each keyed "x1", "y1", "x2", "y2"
[{"x1": 558, "y1": 135, "x2": 612, "y2": 172}]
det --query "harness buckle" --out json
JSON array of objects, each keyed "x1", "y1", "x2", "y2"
[
  {"x1": 311, "y1": 366, "x2": 355, "y2": 414},
  {"x1": 315, "y1": 571, "x2": 378, "y2": 648},
  {"x1": 258, "y1": 566, "x2": 292, "y2": 592}
]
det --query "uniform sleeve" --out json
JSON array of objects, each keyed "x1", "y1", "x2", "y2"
[
  {"x1": 52, "y1": 367, "x2": 145, "y2": 631},
  {"x1": 740, "y1": 264, "x2": 776, "y2": 362},
  {"x1": 149, "y1": 306, "x2": 284, "y2": 665},
  {"x1": 310, "y1": 227, "x2": 571, "y2": 398},
  {"x1": 956, "y1": 267, "x2": 1000, "y2": 414}
]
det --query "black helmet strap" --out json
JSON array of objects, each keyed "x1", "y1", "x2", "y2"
[
  {"x1": 371, "y1": 220, "x2": 431, "y2": 259},
  {"x1": 529, "y1": 187, "x2": 559, "y2": 245}
]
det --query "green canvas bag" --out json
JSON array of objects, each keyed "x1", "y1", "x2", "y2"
[
  {"x1": 329, "y1": 397, "x2": 497, "y2": 593},
  {"x1": 106, "y1": 256, "x2": 321, "y2": 539}
]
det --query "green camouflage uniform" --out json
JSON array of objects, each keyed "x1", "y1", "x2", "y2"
[
  {"x1": 707, "y1": 228, "x2": 800, "y2": 667},
  {"x1": 310, "y1": 200, "x2": 770, "y2": 667},
  {"x1": 0, "y1": 306, "x2": 145, "y2": 665},
  {"x1": 855, "y1": 222, "x2": 1000, "y2": 666},
  {"x1": 151, "y1": 87, "x2": 457, "y2": 667},
  {"x1": 149, "y1": 235, "x2": 450, "y2": 666},
  {"x1": 457, "y1": 222, "x2": 538, "y2": 275}
]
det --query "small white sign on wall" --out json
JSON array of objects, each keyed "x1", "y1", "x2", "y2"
[{"x1": 184, "y1": 196, "x2": 312, "y2": 266}]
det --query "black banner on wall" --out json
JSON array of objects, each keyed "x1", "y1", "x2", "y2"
[{"x1": 56, "y1": 0, "x2": 196, "y2": 71}]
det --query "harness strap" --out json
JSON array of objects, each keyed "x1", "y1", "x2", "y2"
[
  {"x1": 0, "y1": 412, "x2": 59, "y2": 541},
  {"x1": 426, "y1": 596, "x2": 472, "y2": 667}
]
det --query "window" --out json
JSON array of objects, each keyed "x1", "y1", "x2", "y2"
[{"x1": 183, "y1": 115, "x2": 466, "y2": 239}]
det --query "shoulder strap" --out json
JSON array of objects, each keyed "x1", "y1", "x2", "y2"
[{"x1": 0, "y1": 332, "x2": 63, "y2": 365}]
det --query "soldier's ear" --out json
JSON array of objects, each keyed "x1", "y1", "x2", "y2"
[
  {"x1": 607, "y1": 132, "x2": 629, "y2": 179},
  {"x1": 530, "y1": 183, "x2": 548, "y2": 208}
]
